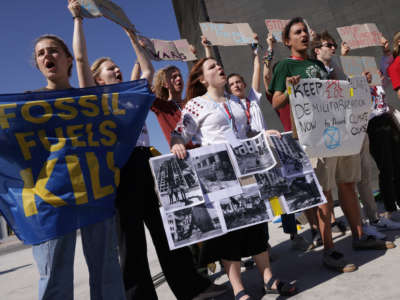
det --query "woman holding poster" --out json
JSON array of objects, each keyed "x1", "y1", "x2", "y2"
[
  {"x1": 28, "y1": 1, "x2": 126, "y2": 299},
  {"x1": 69, "y1": 1, "x2": 227, "y2": 300},
  {"x1": 170, "y1": 57, "x2": 296, "y2": 299}
]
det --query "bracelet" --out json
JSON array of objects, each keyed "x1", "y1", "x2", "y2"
[{"x1": 73, "y1": 16, "x2": 83, "y2": 20}]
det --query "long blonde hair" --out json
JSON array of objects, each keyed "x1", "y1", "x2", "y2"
[
  {"x1": 393, "y1": 32, "x2": 400, "y2": 58},
  {"x1": 153, "y1": 65, "x2": 180, "y2": 100}
]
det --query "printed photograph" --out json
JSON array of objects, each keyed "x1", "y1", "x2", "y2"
[
  {"x1": 230, "y1": 132, "x2": 276, "y2": 176},
  {"x1": 162, "y1": 202, "x2": 224, "y2": 249},
  {"x1": 255, "y1": 167, "x2": 287, "y2": 200},
  {"x1": 269, "y1": 132, "x2": 313, "y2": 177},
  {"x1": 280, "y1": 173, "x2": 326, "y2": 214},
  {"x1": 219, "y1": 185, "x2": 272, "y2": 231},
  {"x1": 191, "y1": 144, "x2": 242, "y2": 201},
  {"x1": 150, "y1": 154, "x2": 204, "y2": 212}
]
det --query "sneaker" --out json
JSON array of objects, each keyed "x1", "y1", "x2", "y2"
[
  {"x1": 291, "y1": 234, "x2": 313, "y2": 251},
  {"x1": 373, "y1": 217, "x2": 400, "y2": 231},
  {"x1": 322, "y1": 250, "x2": 357, "y2": 272},
  {"x1": 353, "y1": 235, "x2": 396, "y2": 250},
  {"x1": 362, "y1": 224, "x2": 386, "y2": 240},
  {"x1": 192, "y1": 283, "x2": 227, "y2": 300},
  {"x1": 331, "y1": 220, "x2": 347, "y2": 234}
]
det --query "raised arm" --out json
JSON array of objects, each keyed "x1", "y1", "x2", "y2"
[
  {"x1": 201, "y1": 35, "x2": 212, "y2": 58},
  {"x1": 251, "y1": 34, "x2": 261, "y2": 92},
  {"x1": 263, "y1": 33, "x2": 275, "y2": 93},
  {"x1": 68, "y1": 0, "x2": 95, "y2": 88},
  {"x1": 125, "y1": 29, "x2": 154, "y2": 83}
]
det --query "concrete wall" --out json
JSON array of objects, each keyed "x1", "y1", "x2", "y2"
[{"x1": 172, "y1": 0, "x2": 400, "y2": 130}]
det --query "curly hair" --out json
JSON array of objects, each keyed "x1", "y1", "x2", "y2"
[
  {"x1": 153, "y1": 65, "x2": 180, "y2": 100},
  {"x1": 282, "y1": 17, "x2": 308, "y2": 49}
]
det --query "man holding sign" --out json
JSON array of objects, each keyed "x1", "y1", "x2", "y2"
[{"x1": 269, "y1": 17, "x2": 356, "y2": 273}]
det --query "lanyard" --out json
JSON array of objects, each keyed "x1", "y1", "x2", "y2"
[
  {"x1": 171, "y1": 99, "x2": 182, "y2": 111},
  {"x1": 289, "y1": 55, "x2": 306, "y2": 61},
  {"x1": 205, "y1": 94, "x2": 239, "y2": 134}
]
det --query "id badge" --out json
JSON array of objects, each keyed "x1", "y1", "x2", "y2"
[{"x1": 224, "y1": 129, "x2": 241, "y2": 147}]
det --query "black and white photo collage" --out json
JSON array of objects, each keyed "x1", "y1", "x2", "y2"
[{"x1": 150, "y1": 132, "x2": 325, "y2": 250}]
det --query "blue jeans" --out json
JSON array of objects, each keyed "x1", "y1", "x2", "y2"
[{"x1": 32, "y1": 217, "x2": 125, "y2": 300}]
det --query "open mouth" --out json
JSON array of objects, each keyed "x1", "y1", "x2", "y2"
[
  {"x1": 45, "y1": 61, "x2": 55, "y2": 69},
  {"x1": 116, "y1": 74, "x2": 122, "y2": 81}
]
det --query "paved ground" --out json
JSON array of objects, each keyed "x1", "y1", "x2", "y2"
[{"x1": 1, "y1": 202, "x2": 400, "y2": 300}]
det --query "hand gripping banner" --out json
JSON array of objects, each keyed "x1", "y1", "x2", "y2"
[{"x1": 0, "y1": 79, "x2": 154, "y2": 244}]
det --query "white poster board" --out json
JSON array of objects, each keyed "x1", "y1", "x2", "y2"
[
  {"x1": 289, "y1": 77, "x2": 371, "y2": 158},
  {"x1": 199, "y1": 22, "x2": 256, "y2": 46}
]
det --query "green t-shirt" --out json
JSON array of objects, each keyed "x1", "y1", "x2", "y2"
[
  {"x1": 268, "y1": 58, "x2": 328, "y2": 138},
  {"x1": 269, "y1": 58, "x2": 328, "y2": 95}
]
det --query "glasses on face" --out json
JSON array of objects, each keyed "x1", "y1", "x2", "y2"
[{"x1": 321, "y1": 42, "x2": 337, "y2": 49}]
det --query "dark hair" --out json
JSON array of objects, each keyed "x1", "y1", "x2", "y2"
[
  {"x1": 226, "y1": 73, "x2": 246, "y2": 92},
  {"x1": 33, "y1": 34, "x2": 73, "y2": 77},
  {"x1": 184, "y1": 58, "x2": 213, "y2": 104},
  {"x1": 310, "y1": 31, "x2": 337, "y2": 59},
  {"x1": 282, "y1": 17, "x2": 308, "y2": 49}
]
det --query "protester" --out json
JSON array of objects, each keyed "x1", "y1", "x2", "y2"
[
  {"x1": 70, "y1": 2, "x2": 227, "y2": 300},
  {"x1": 310, "y1": 30, "x2": 395, "y2": 249},
  {"x1": 268, "y1": 18, "x2": 357, "y2": 273},
  {"x1": 263, "y1": 33, "x2": 315, "y2": 251},
  {"x1": 364, "y1": 70, "x2": 400, "y2": 224},
  {"x1": 29, "y1": 2, "x2": 126, "y2": 299},
  {"x1": 171, "y1": 57, "x2": 296, "y2": 299}
]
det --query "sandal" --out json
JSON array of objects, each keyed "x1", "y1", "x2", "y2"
[
  {"x1": 264, "y1": 276, "x2": 296, "y2": 296},
  {"x1": 235, "y1": 290, "x2": 253, "y2": 300}
]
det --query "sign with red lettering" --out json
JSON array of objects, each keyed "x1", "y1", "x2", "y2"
[
  {"x1": 265, "y1": 19, "x2": 289, "y2": 42},
  {"x1": 337, "y1": 23, "x2": 382, "y2": 49}
]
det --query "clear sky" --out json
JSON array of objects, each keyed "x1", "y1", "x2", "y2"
[{"x1": 0, "y1": 1, "x2": 189, "y2": 154}]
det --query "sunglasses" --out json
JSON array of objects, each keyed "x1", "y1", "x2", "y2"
[{"x1": 321, "y1": 42, "x2": 337, "y2": 49}]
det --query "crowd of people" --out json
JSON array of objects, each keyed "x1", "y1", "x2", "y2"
[{"x1": 6, "y1": 1, "x2": 400, "y2": 299}]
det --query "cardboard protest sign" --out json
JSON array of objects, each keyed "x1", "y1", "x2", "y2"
[
  {"x1": 265, "y1": 19, "x2": 289, "y2": 42},
  {"x1": 337, "y1": 23, "x2": 381, "y2": 49},
  {"x1": 199, "y1": 22, "x2": 256, "y2": 46},
  {"x1": 139, "y1": 37, "x2": 197, "y2": 62},
  {"x1": 339, "y1": 56, "x2": 381, "y2": 86},
  {"x1": 78, "y1": 0, "x2": 136, "y2": 32},
  {"x1": 289, "y1": 77, "x2": 371, "y2": 158}
]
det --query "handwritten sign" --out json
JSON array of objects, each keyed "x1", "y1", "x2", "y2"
[
  {"x1": 139, "y1": 37, "x2": 197, "y2": 62},
  {"x1": 265, "y1": 19, "x2": 289, "y2": 42},
  {"x1": 339, "y1": 56, "x2": 380, "y2": 86},
  {"x1": 78, "y1": 0, "x2": 136, "y2": 32},
  {"x1": 289, "y1": 77, "x2": 371, "y2": 158},
  {"x1": 199, "y1": 22, "x2": 256, "y2": 46},
  {"x1": 337, "y1": 23, "x2": 381, "y2": 49}
]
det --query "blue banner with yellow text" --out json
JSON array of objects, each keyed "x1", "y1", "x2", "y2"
[{"x1": 0, "y1": 79, "x2": 154, "y2": 244}]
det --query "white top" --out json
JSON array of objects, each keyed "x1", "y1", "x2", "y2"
[
  {"x1": 136, "y1": 123, "x2": 150, "y2": 147},
  {"x1": 370, "y1": 85, "x2": 390, "y2": 120},
  {"x1": 174, "y1": 95, "x2": 250, "y2": 146},
  {"x1": 239, "y1": 88, "x2": 266, "y2": 132}
]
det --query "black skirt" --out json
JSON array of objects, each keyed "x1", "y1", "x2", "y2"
[{"x1": 199, "y1": 222, "x2": 269, "y2": 264}]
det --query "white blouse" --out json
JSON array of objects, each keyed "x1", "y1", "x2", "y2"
[{"x1": 174, "y1": 95, "x2": 250, "y2": 146}]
